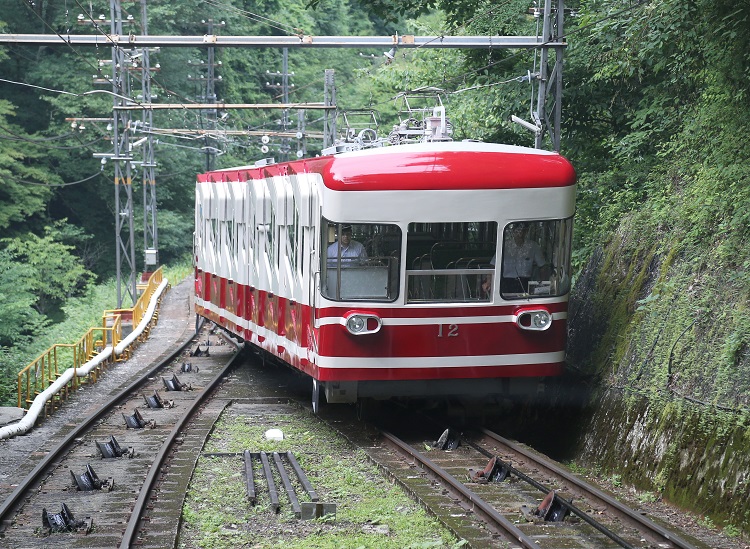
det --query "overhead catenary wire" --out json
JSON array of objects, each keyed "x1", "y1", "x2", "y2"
[
  {"x1": 201, "y1": 0, "x2": 303, "y2": 37},
  {"x1": 4, "y1": 171, "x2": 104, "y2": 187},
  {"x1": 0, "y1": 125, "x2": 107, "y2": 150},
  {"x1": 363, "y1": 0, "x2": 650, "y2": 103}
]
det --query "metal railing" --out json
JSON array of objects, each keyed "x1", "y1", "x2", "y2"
[{"x1": 15, "y1": 267, "x2": 165, "y2": 412}]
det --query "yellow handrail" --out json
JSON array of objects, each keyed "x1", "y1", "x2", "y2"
[
  {"x1": 16, "y1": 266, "x2": 165, "y2": 411},
  {"x1": 104, "y1": 267, "x2": 164, "y2": 329}
]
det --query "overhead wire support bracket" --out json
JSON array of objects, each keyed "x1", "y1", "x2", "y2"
[{"x1": 0, "y1": 34, "x2": 563, "y2": 49}]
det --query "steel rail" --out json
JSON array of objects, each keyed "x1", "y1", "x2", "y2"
[
  {"x1": 119, "y1": 343, "x2": 242, "y2": 548},
  {"x1": 0, "y1": 321, "x2": 205, "y2": 529},
  {"x1": 463, "y1": 437, "x2": 635, "y2": 548},
  {"x1": 380, "y1": 430, "x2": 541, "y2": 549},
  {"x1": 481, "y1": 428, "x2": 697, "y2": 549}
]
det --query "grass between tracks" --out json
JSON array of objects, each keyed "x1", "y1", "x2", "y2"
[{"x1": 179, "y1": 404, "x2": 464, "y2": 549}]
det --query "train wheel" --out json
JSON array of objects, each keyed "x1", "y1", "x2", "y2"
[{"x1": 312, "y1": 379, "x2": 321, "y2": 414}]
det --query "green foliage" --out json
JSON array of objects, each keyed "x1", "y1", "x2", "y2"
[
  {"x1": 154, "y1": 209, "x2": 195, "y2": 266},
  {"x1": 0, "y1": 102, "x2": 56, "y2": 233},
  {"x1": 723, "y1": 523, "x2": 742, "y2": 538},
  {"x1": 0, "y1": 276, "x2": 116, "y2": 406},
  {"x1": 2, "y1": 223, "x2": 95, "y2": 318},
  {"x1": 163, "y1": 260, "x2": 194, "y2": 284},
  {"x1": 309, "y1": 0, "x2": 437, "y2": 23},
  {"x1": 637, "y1": 491, "x2": 659, "y2": 504},
  {"x1": 0, "y1": 249, "x2": 48, "y2": 347},
  {"x1": 0, "y1": 346, "x2": 25, "y2": 406}
]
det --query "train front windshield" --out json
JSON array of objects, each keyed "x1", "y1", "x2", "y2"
[
  {"x1": 322, "y1": 221, "x2": 402, "y2": 302},
  {"x1": 321, "y1": 218, "x2": 573, "y2": 303},
  {"x1": 403, "y1": 220, "x2": 573, "y2": 303},
  {"x1": 499, "y1": 219, "x2": 573, "y2": 300},
  {"x1": 406, "y1": 222, "x2": 496, "y2": 303}
]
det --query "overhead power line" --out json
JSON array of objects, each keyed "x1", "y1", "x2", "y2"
[{"x1": 5, "y1": 171, "x2": 103, "y2": 187}]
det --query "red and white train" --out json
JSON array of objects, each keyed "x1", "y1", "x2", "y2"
[{"x1": 194, "y1": 113, "x2": 576, "y2": 412}]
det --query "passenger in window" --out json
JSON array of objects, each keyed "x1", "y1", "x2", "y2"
[
  {"x1": 501, "y1": 222, "x2": 547, "y2": 293},
  {"x1": 327, "y1": 225, "x2": 367, "y2": 264}
]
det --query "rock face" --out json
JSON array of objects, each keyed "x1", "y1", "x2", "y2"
[
  {"x1": 565, "y1": 235, "x2": 750, "y2": 534},
  {"x1": 577, "y1": 387, "x2": 750, "y2": 533}
]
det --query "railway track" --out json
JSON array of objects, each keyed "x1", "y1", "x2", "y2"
[
  {"x1": 0, "y1": 324, "x2": 241, "y2": 548},
  {"x1": 0, "y1": 342, "x2": 717, "y2": 549},
  {"x1": 358, "y1": 421, "x2": 698, "y2": 549},
  {"x1": 473, "y1": 428, "x2": 695, "y2": 548}
]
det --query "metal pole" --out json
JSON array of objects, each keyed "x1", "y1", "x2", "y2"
[
  {"x1": 323, "y1": 69, "x2": 336, "y2": 149},
  {"x1": 111, "y1": 0, "x2": 137, "y2": 307},
  {"x1": 141, "y1": 0, "x2": 158, "y2": 273}
]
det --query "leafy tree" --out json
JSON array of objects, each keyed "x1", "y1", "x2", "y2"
[
  {"x1": 2, "y1": 224, "x2": 94, "y2": 319},
  {"x1": 0, "y1": 101, "x2": 57, "y2": 234},
  {"x1": 311, "y1": 0, "x2": 437, "y2": 23},
  {"x1": 155, "y1": 209, "x2": 196, "y2": 265},
  {"x1": 0, "y1": 249, "x2": 48, "y2": 347}
]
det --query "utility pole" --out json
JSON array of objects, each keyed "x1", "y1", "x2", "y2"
[
  {"x1": 534, "y1": 0, "x2": 564, "y2": 151},
  {"x1": 296, "y1": 110, "x2": 307, "y2": 159},
  {"x1": 323, "y1": 69, "x2": 336, "y2": 149},
  {"x1": 265, "y1": 48, "x2": 294, "y2": 161},
  {"x1": 188, "y1": 19, "x2": 225, "y2": 171},
  {"x1": 110, "y1": 0, "x2": 137, "y2": 307},
  {"x1": 138, "y1": 0, "x2": 159, "y2": 276}
]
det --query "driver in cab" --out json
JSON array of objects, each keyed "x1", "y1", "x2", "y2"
[{"x1": 327, "y1": 225, "x2": 367, "y2": 264}]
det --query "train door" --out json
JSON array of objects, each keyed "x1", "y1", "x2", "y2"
[{"x1": 308, "y1": 182, "x2": 323, "y2": 413}]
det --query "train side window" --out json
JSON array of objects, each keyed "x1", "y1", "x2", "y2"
[
  {"x1": 321, "y1": 220, "x2": 401, "y2": 302},
  {"x1": 405, "y1": 222, "x2": 496, "y2": 303},
  {"x1": 500, "y1": 218, "x2": 573, "y2": 300},
  {"x1": 288, "y1": 203, "x2": 300, "y2": 274}
]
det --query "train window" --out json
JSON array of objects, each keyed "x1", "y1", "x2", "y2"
[
  {"x1": 268, "y1": 207, "x2": 276, "y2": 268},
  {"x1": 500, "y1": 218, "x2": 574, "y2": 300},
  {"x1": 287, "y1": 202, "x2": 299, "y2": 274},
  {"x1": 321, "y1": 220, "x2": 401, "y2": 302},
  {"x1": 406, "y1": 222, "x2": 497, "y2": 303}
]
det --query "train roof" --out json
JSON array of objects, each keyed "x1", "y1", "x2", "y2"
[{"x1": 197, "y1": 140, "x2": 576, "y2": 191}]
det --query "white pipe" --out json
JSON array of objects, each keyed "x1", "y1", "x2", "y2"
[
  {"x1": 0, "y1": 278, "x2": 169, "y2": 440},
  {"x1": 115, "y1": 279, "x2": 169, "y2": 356}
]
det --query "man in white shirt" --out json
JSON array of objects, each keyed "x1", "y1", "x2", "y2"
[
  {"x1": 327, "y1": 225, "x2": 367, "y2": 263},
  {"x1": 482, "y1": 223, "x2": 547, "y2": 295},
  {"x1": 501, "y1": 223, "x2": 546, "y2": 293}
]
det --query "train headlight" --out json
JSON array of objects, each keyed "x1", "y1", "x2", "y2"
[
  {"x1": 347, "y1": 316, "x2": 366, "y2": 333},
  {"x1": 514, "y1": 308, "x2": 552, "y2": 332},
  {"x1": 343, "y1": 312, "x2": 382, "y2": 335}
]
